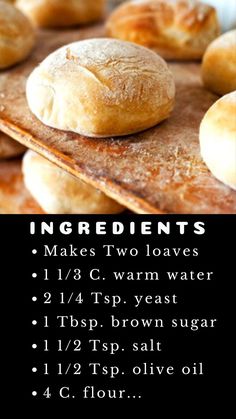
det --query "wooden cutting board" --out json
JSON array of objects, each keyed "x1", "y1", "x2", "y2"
[
  {"x1": 0, "y1": 24, "x2": 236, "y2": 214},
  {"x1": 0, "y1": 158, "x2": 44, "y2": 214}
]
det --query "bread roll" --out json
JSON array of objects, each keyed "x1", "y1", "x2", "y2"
[
  {"x1": 0, "y1": 132, "x2": 26, "y2": 159},
  {"x1": 16, "y1": 0, "x2": 106, "y2": 28},
  {"x1": 199, "y1": 91, "x2": 236, "y2": 190},
  {"x1": 106, "y1": 0, "x2": 220, "y2": 60},
  {"x1": 22, "y1": 151, "x2": 125, "y2": 214},
  {"x1": 202, "y1": 30, "x2": 236, "y2": 96},
  {"x1": 26, "y1": 38, "x2": 175, "y2": 137},
  {"x1": 0, "y1": 1, "x2": 35, "y2": 69}
]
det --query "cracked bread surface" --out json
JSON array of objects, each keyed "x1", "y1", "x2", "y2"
[{"x1": 26, "y1": 38, "x2": 175, "y2": 137}]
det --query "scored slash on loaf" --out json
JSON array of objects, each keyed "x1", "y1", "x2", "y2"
[
  {"x1": 26, "y1": 38, "x2": 175, "y2": 138},
  {"x1": 106, "y1": 0, "x2": 221, "y2": 60}
]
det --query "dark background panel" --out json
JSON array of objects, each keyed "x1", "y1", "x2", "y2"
[{"x1": 1, "y1": 215, "x2": 234, "y2": 411}]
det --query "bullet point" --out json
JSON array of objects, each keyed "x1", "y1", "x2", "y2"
[
  {"x1": 32, "y1": 367, "x2": 37, "y2": 373},
  {"x1": 32, "y1": 296, "x2": 37, "y2": 302},
  {"x1": 32, "y1": 273, "x2": 37, "y2": 278},
  {"x1": 32, "y1": 344, "x2": 37, "y2": 349},
  {"x1": 32, "y1": 391, "x2": 37, "y2": 397},
  {"x1": 32, "y1": 249, "x2": 37, "y2": 254},
  {"x1": 32, "y1": 320, "x2": 37, "y2": 326}
]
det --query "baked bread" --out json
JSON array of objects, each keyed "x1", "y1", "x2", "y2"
[
  {"x1": 202, "y1": 30, "x2": 236, "y2": 96},
  {"x1": 199, "y1": 91, "x2": 236, "y2": 190},
  {"x1": 106, "y1": 0, "x2": 220, "y2": 60},
  {"x1": 16, "y1": 0, "x2": 106, "y2": 28},
  {"x1": 0, "y1": 132, "x2": 26, "y2": 159},
  {"x1": 0, "y1": 1, "x2": 35, "y2": 69},
  {"x1": 22, "y1": 151, "x2": 125, "y2": 214},
  {"x1": 26, "y1": 38, "x2": 175, "y2": 137}
]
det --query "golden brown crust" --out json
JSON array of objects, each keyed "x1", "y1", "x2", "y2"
[
  {"x1": 16, "y1": 0, "x2": 106, "y2": 28},
  {"x1": 0, "y1": 132, "x2": 26, "y2": 159},
  {"x1": 106, "y1": 0, "x2": 220, "y2": 60},
  {"x1": 26, "y1": 38, "x2": 175, "y2": 138},
  {"x1": 0, "y1": 1, "x2": 35, "y2": 69},
  {"x1": 202, "y1": 30, "x2": 236, "y2": 96}
]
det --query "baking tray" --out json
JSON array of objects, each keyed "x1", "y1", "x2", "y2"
[{"x1": 0, "y1": 24, "x2": 235, "y2": 214}]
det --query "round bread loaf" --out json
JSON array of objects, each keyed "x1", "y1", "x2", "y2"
[
  {"x1": 106, "y1": 0, "x2": 220, "y2": 60},
  {"x1": 199, "y1": 91, "x2": 236, "y2": 190},
  {"x1": 0, "y1": 132, "x2": 26, "y2": 159},
  {"x1": 26, "y1": 38, "x2": 175, "y2": 137},
  {"x1": 22, "y1": 151, "x2": 125, "y2": 214},
  {"x1": 16, "y1": 0, "x2": 106, "y2": 28},
  {"x1": 202, "y1": 30, "x2": 236, "y2": 96},
  {"x1": 0, "y1": 1, "x2": 35, "y2": 69}
]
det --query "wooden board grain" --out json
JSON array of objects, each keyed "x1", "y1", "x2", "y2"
[
  {"x1": 0, "y1": 159, "x2": 44, "y2": 214},
  {"x1": 0, "y1": 25, "x2": 236, "y2": 214}
]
